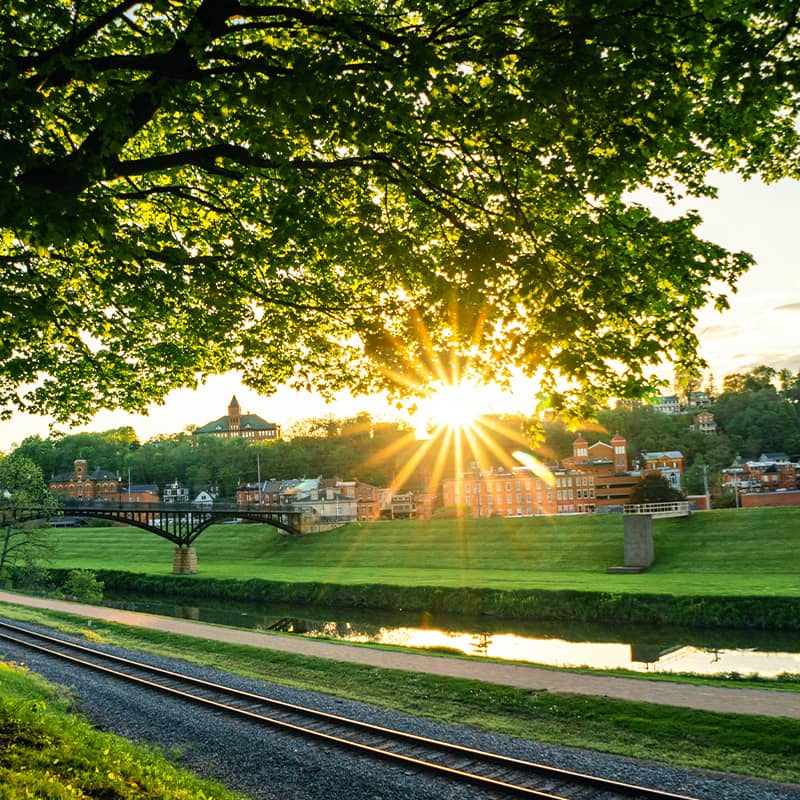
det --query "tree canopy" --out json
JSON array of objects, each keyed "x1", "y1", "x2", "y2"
[{"x1": 2, "y1": 1, "x2": 799, "y2": 422}]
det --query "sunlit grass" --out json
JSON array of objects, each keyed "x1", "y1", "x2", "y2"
[
  {"x1": 0, "y1": 661, "x2": 245, "y2": 799},
  {"x1": 42, "y1": 508, "x2": 800, "y2": 596}
]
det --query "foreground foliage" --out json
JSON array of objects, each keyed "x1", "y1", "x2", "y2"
[
  {"x1": 1, "y1": 611, "x2": 799, "y2": 785},
  {"x1": 0, "y1": 661, "x2": 244, "y2": 799},
  {"x1": 3, "y1": 2, "x2": 799, "y2": 420}
]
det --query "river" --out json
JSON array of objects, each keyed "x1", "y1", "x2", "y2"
[{"x1": 102, "y1": 592, "x2": 800, "y2": 679}]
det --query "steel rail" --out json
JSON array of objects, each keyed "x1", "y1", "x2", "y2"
[{"x1": 0, "y1": 619, "x2": 701, "y2": 800}]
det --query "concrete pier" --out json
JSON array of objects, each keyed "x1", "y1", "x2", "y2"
[
  {"x1": 172, "y1": 547, "x2": 198, "y2": 574},
  {"x1": 623, "y1": 514, "x2": 654, "y2": 569}
]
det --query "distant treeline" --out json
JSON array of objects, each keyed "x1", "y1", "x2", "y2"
[{"x1": 8, "y1": 365, "x2": 800, "y2": 498}]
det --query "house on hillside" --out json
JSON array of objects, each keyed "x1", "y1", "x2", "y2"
[
  {"x1": 691, "y1": 411, "x2": 717, "y2": 433},
  {"x1": 686, "y1": 391, "x2": 711, "y2": 408},
  {"x1": 162, "y1": 479, "x2": 189, "y2": 504},
  {"x1": 652, "y1": 395, "x2": 681, "y2": 414},
  {"x1": 193, "y1": 395, "x2": 281, "y2": 444}
]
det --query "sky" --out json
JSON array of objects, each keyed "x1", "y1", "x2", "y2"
[{"x1": 0, "y1": 172, "x2": 798, "y2": 452}]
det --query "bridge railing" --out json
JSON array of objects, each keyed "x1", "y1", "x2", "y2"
[
  {"x1": 623, "y1": 501, "x2": 690, "y2": 516},
  {"x1": 59, "y1": 500, "x2": 297, "y2": 514}
]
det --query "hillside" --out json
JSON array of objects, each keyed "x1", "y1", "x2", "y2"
[{"x1": 46, "y1": 507, "x2": 800, "y2": 597}]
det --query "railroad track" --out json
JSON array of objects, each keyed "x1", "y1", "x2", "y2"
[{"x1": 0, "y1": 619, "x2": 701, "y2": 800}]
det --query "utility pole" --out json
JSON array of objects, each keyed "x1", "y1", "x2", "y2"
[
  {"x1": 256, "y1": 451, "x2": 262, "y2": 506},
  {"x1": 703, "y1": 464, "x2": 710, "y2": 510}
]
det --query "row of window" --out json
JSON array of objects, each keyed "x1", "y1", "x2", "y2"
[
  {"x1": 458, "y1": 478, "x2": 549, "y2": 493},
  {"x1": 461, "y1": 493, "x2": 552, "y2": 506}
]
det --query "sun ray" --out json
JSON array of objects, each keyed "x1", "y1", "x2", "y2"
[
  {"x1": 512, "y1": 449, "x2": 556, "y2": 486},
  {"x1": 386, "y1": 433, "x2": 441, "y2": 494}
]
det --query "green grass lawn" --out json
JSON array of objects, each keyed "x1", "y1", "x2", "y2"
[{"x1": 44, "y1": 507, "x2": 800, "y2": 596}]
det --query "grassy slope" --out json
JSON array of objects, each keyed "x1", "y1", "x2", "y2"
[
  {"x1": 46, "y1": 507, "x2": 800, "y2": 596},
  {"x1": 0, "y1": 661, "x2": 244, "y2": 799}
]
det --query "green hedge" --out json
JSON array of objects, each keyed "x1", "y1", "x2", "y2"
[{"x1": 27, "y1": 568, "x2": 800, "y2": 631}]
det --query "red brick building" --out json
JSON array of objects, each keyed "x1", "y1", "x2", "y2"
[
  {"x1": 441, "y1": 466, "x2": 557, "y2": 518},
  {"x1": 49, "y1": 459, "x2": 120, "y2": 502},
  {"x1": 446, "y1": 432, "x2": 687, "y2": 519},
  {"x1": 193, "y1": 396, "x2": 281, "y2": 444},
  {"x1": 640, "y1": 450, "x2": 685, "y2": 473},
  {"x1": 49, "y1": 459, "x2": 159, "y2": 506}
]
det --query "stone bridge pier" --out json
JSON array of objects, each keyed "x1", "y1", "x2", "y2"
[
  {"x1": 173, "y1": 547, "x2": 198, "y2": 574},
  {"x1": 608, "y1": 502, "x2": 690, "y2": 574},
  {"x1": 622, "y1": 514, "x2": 654, "y2": 570}
]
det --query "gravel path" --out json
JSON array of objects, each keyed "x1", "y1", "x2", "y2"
[{"x1": 2, "y1": 615, "x2": 799, "y2": 800}]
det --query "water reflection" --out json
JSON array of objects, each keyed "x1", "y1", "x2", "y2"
[{"x1": 104, "y1": 594, "x2": 800, "y2": 679}]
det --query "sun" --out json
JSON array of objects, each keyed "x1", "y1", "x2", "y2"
[{"x1": 412, "y1": 380, "x2": 495, "y2": 438}]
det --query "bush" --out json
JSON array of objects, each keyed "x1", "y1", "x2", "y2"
[{"x1": 60, "y1": 569, "x2": 104, "y2": 604}]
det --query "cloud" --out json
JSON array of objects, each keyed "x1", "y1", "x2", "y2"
[
  {"x1": 696, "y1": 324, "x2": 732, "y2": 340},
  {"x1": 733, "y1": 353, "x2": 800, "y2": 374},
  {"x1": 774, "y1": 302, "x2": 800, "y2": 312}
]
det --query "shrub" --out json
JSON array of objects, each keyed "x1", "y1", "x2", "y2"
[{"x1": 61, "y1": 569, "x2": 104, "y2": 604}]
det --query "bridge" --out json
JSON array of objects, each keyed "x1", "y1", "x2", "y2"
[
  {"x1": 609, "y1": 501, "x2": 691, "y2": 574},
  {"x1": 1, "y1": 501, "x2": 306, "y2": 574},
  {"x1": 623, "y1": 501, "x2": 690, "y2": 519}
]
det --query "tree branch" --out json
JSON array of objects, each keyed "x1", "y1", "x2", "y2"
[{"x1": 110, "y1": 145, "x2": 396, "y2": 178}]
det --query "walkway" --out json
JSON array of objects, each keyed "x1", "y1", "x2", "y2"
[{"x1": 1, "y1": 591, "x2": 798, "y2": 720}]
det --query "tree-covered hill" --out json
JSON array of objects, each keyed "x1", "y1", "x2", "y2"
[{"x1": 7, "y1": 366, "x2": 799, "y2": 498}]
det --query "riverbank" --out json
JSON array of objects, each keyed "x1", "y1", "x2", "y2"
[
  {"x1": 29, "y1": 565, "x2": 800, "y2": 631},
  {"x1": 2, "y1": 592, "x2": 800, "y2": 788},
  {"x1": 44, "y1": 507, "x2": 800, "y2": 595},
  {"x1": 28, "y1": 507, "x2": 800, "y2": 630}
]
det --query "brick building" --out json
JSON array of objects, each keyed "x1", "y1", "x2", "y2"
[
  {"x1": 335, "y1": 480, "x2": 393, "y2": 521},
  {"x1": 236, "y1": 479, "x2": 301, "y2": 505},
  {"x1": 193, "y1": 396, "x2": 281, "y2": 444},
  {"x1": 691, "y1": 411, "x2": 717, "y2": 433},
  {"x1": 441, "y1": 466, "x2": 557, "y2": 518},
  {"x1": 442, "y1": 432, "x2": 685, "y2": 519},
  {"x1": 49, "y1": 459, "x2": 120, "y2": 502},
  {"x1": 390, "y1": 490, "x2": 437, "y2": 519},
  {"x1": 721, "y1": 455, "x2": 798, "y2": 494},
  {"x1": 49, "y1": 459, "x2": 159, "y2": 504}
]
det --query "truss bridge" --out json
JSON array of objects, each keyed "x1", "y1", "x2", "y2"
[{"x1": 2, "y1": 501, "x2": 305, "y2": 574}]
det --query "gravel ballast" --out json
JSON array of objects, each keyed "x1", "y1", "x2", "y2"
[{"x1": 1, "y1": 616, "x2": 798, "y2": 800}]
